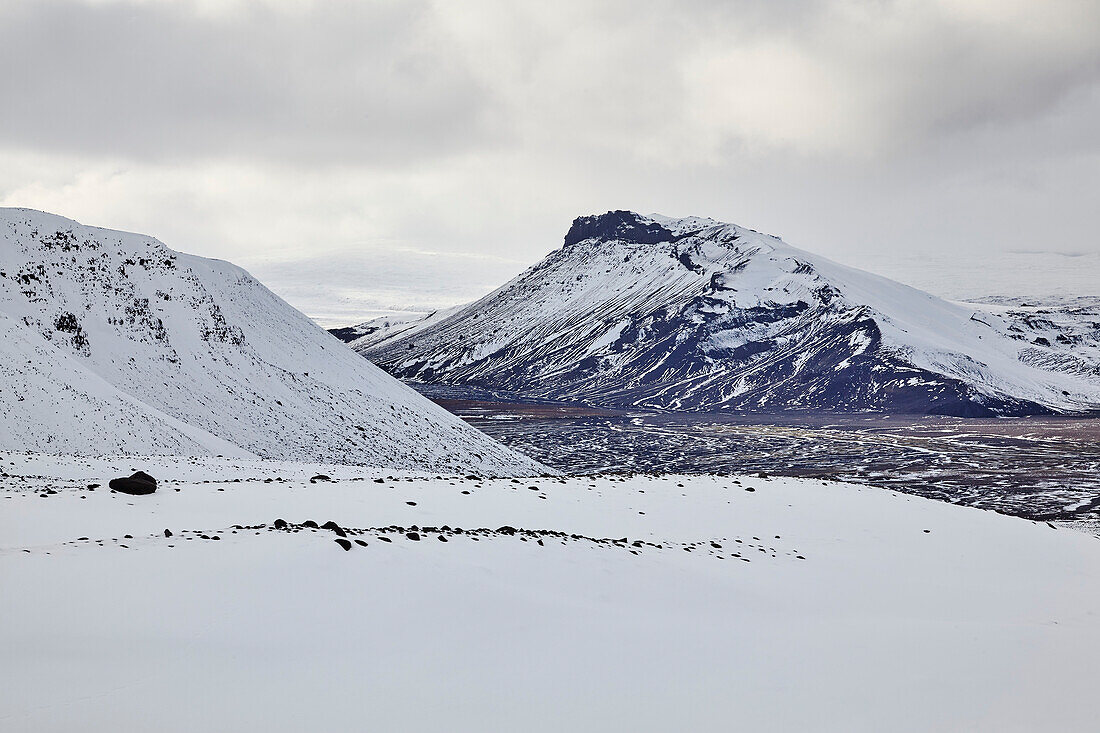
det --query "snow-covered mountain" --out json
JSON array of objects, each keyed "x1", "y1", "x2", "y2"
[
  {"x1": 358, "y1": 211, "x2": 1100, "y2": 416},
  {"x1": 0, "y1": 208, "x2": 541, "y2": 475}
]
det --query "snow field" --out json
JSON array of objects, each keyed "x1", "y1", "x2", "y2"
[{"x1": 3, "y1": 453, "x2": 1099, "y2": 732}]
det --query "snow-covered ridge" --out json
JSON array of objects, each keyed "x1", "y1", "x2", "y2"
[
  {"x1": 333, "y1": 305, "x2": 461, "y2": 349},
  {"x1": 360, "y1": 210, "x2": 1100, "y2": 416},
  {"x1": 0, "y1": 208, "x2": 542, "y2": 475}
]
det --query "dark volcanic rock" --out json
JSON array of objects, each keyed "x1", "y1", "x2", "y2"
[
  {"x1": 563, "y1": 210, "x2": 674, "y2": 247},
  {"x1": 328, "y1": 326, "x2": 363, "y2": 343},
  {"x1": 108, "y1": 471, "x2": 157, "y2": 495},
  {"x1": 321, "y1": 521, "x2": 347, "y2": 537},
  {"x1": 335, "y1": 538, "x2": 352, "y2": 551}
]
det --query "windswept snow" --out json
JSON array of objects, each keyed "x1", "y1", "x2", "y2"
[
  {"x1": 2, "y1": 453, "x2": 1099, "y2": 732},
  {"x1": 0, "y1": 208, "x2": 541, "y2": 476}
]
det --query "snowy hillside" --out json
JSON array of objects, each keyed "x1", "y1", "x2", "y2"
[
  {"x1": 3, "y1": 452, "x2": 1099, "y2": 732},
  {"x1": 0, "y1": 208, "x2": 541, "y2": 475},
  {"x1": 331, "y1": 305, "x2": 460, "y2": 346},
  {"x1": 360, "y1": 211, "x2": 1100, "y2": 416}
]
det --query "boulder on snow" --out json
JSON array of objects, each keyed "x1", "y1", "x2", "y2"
[
  {"x1": 109, "y1": 471, "x2": 157, "y2": 495},
  {"x1": 321, "y1": 521, "x2": 347, "y2": 537}
]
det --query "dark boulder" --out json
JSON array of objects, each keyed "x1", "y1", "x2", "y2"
[
  {"x1": 109, "y1": 471, "x2": 157, "y2": 495},
  {"x1": 321, "y1": 521, "x2": 347, "y2": 537},
  {"x1": 335, "y1": 538, "x2": 352, "y2": 551}
]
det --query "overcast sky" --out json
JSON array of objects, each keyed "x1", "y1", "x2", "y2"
[{"x1": 2, "y1": 0, "x2": 1099, "y2": 324}]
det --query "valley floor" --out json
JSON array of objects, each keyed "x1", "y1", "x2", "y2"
[
  {"x1": 2, "y1": 452, "x2": 1099, "y2": 731},
  {"x1": 429, "y1": 393, "x2": 1100, "y2": 528}
]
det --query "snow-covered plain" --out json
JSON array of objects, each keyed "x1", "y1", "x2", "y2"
[{"x1": 3, "y1": 452, "x2": 1099, "y2": 732}]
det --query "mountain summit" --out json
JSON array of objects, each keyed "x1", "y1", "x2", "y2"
[{"x1": 356, "y1": 211, "x2": 1100, "y2": 416}]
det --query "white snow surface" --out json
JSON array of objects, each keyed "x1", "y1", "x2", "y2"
[
  {"x1": 2, "y1": 452, "x2": 1099, "y2": 732},
  {"x1": 0, "y1": 208, "x2": 541, "y2": 475}
]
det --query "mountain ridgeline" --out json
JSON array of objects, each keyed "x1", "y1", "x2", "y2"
[{"x1": 351, "y1": 211, "x2": 1100, "y2": 417}]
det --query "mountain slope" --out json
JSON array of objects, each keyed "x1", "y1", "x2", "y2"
[
  {"x1": 0, "y1": 208, "x2": 541, "y2": 475},
  {"x1": 359, "y1": 211, "x2": 1100, "y2": 416},
  {"x1": 332, "y1": 306, "x2": 460, "y2": 347},
  {"x1": 0, "y1": 310, "x2": 250, "y2": 457}
]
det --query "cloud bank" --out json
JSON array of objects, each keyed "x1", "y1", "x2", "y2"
[{"x1": 3, "y1": 0, "x2": 1099, "y2": 321}]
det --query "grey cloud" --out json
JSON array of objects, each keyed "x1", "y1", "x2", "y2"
[
  {"x1": 5, "y1": 0, "x2": 1100, "y2": 164},
  {"x1": 0, "y1": 0, "x2": 497, "y2": 164},
  {"x1": 2, "y1": 0, "x2": 1099, "y2": 319}
]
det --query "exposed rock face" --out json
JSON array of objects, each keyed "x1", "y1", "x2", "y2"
[
  {"x1": 562, "y1": 210, "x2": 675, "y2": 247},
  {"x1": 358, "y1": 211, "x2": 1100, "y2": 417}
]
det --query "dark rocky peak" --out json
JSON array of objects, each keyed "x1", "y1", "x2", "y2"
[{"x1": 563, "y1": 210, "x2": 674, "y2": 247}]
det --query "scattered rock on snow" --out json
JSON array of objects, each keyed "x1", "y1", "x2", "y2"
[{"x1": 108, "y1": 471, "x2": 157, "y2": 495}]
